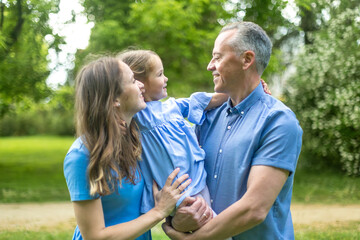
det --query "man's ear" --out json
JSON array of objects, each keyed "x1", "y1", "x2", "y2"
[{"x1": 242, "y1": 50, "x2": 256, "y2": 70}]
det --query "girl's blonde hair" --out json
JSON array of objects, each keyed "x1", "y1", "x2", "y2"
[
  {"x1": 75, "y1": 56, "x2": 142, "y2": 196},
  {"x1": 117, "y1": 49, "x2": 159, "y2": 82}
]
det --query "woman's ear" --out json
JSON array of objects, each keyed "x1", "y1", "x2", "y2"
[
  {"x1": 114, "y1": 100, "x2": 121, "y2": 107},
  {"x1": 242, "y1": 50, "x2": 256, "y2": 70}
]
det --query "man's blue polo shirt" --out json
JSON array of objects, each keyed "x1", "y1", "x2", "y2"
[{"x1": 196, "y1": 82, "x2": 303, "y2": 240}]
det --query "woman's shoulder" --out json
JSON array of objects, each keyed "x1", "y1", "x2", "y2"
[
  {"x1": 64, "y1": 137, "x2": 90, "y2": 170},
  {"x1": 63, "y1": 137, "x2": 96, "y2": 201},
  {"x1": 67, "y1": 137, "x2": 89, "y2": 155}
]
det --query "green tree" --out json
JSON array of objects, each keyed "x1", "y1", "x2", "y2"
[
  {"x1": 0, "y1": 0, "x2": 64, "y2": 117},
  {"x1": 73, "y1": 0, "x2": 300, "y2": 97},
  {"x1": 0, "y1": 85, "x2": 75, "y2": 136},
  {"x1": 73, "y1": 0, "x2": 231, "y2": 96},
  {"x1": 285, "y1": 6, "x2": 360, "y2": 175},
  {"x1": 295, "y1": 0, "x2": 360, "y2": 45}
]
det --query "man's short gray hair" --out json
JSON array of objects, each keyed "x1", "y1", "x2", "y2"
[{"x1": 220, "y1": 21, "x2": 272, "y2": 76}]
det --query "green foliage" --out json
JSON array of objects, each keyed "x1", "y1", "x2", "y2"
[
  {"x1": 294, "y1": 0, "x2": 360, "y2": 45},
  {"x1": 0, "y1": 0, "x2": 64, "y2": 117},
  {"x1": 74, "y1": 0, "x2": 231, "y2": 96},
  {"x1": 73, "y1": 0, "x2": 299, "y2": 97},
  {"x1": 285, "y1": 7, "x2": 360, "y2": 175},
  {"x1": 129, "y1": 0, "x2": 230, "y2": 96},
  {"x1": 0, "y1": 85, "x2": 75, "y2": 136}
]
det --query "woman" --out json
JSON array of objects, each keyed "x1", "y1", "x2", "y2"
[{"x1": 64, "y1": 56, "x2": 191, "y2": 240}]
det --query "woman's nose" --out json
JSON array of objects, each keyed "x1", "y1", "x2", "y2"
[{"x1": 136, "y1": 80, "x2": 144, "y2": 90}]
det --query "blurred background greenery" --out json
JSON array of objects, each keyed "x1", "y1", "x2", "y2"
[
  {"x1": 1, "y1": 1, "x2": 359, "y2": 239},
  {"x1": 1, "y1": 0, "x2": 359, "y2": 176}
]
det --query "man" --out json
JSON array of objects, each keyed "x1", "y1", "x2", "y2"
[{"x1": 163, "y1": 21, "x2": 303, "y2": 239}]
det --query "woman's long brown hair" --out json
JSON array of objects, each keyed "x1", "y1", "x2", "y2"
[{"x1": 75, "y1": 56, "x2": 142, "y2": 196}]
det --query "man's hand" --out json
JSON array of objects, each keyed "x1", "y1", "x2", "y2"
[
  {"x1": 171, "y1": 197, "x2": 212, "y2": 232},
  {"x1": 162, "y1": 219, "x2": 191, "y2": 240}
]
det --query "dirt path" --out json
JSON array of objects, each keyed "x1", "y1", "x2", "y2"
[
  {"x1": 0, "y1": 202, "x2": 75, "y2": 231},
  {"x1": 1, "y1": 202, "x2": 360, "y2": 231}
]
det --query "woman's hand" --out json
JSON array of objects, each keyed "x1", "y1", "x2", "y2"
[{"x1": 153, "y1": 168, "x2": 191, "y2": 218}]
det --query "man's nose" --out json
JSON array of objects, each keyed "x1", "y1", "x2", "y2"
[{"x1": 207, "y1": 60, "x2": 215, "y2": 71}]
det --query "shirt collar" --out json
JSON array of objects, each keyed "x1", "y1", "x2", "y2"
[{"x1": 226, "y1": 82, "x2": 265, "y2": 116}]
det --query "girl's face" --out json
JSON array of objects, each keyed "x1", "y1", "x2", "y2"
[
  {"x1": 118, "y1": 62, "x2": 146, "y2": 115},
  {"x1": 143, "y1": 56, "x2": 168, "y2": 102}
]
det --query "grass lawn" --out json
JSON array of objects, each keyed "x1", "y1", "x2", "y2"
[
  {"x1": 0, "y1": 230, "x2": 73, "y2": 240},
  {"x1": 1, "y1": 221, "x2": 359, "y2": 240},
  {"x1": 292, "y1": 168, "x2": 360, "y2": 204},
  {"x1": 1, "y1": 135, "x2": 360, "y2": 204},
  {"x1": 294, "y1": 221, "x2": 360, "y2": 240},
  {"x1": 0, "y1": 136, "x2": 75, "y2": 203}
]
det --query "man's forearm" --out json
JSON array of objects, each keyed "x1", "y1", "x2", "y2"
[
  {"x1": 165, "y1": 166, "x2": 289, "y2": 239},
  {"x1": 190, "y1": 199, "x2": 264, "y2": 239},
  {"x1": 163, "y1": 197, "x2": 265, "y2": 240}
]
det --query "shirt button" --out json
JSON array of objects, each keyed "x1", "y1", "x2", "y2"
[
  {"x1": 219, "y1": 149, "x2": 223, "y2": 153},
  {"x1": 214, "y1": 175, "x2": 217, "y2": 179},
  {"x1": 211, "y1": 199, "x2": 213, "y2": 203},
  {"x1": 227, "y1": 125, "x2": 231, "y2": 130},
  {"x1": 241, "y1": 111, "x2": 244, "y2": 114}
]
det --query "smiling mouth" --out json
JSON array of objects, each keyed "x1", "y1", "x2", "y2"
[{"x1": 213, "y1": 75, "x2": 220, "y2": 80}]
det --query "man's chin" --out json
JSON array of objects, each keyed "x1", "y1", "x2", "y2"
[{"x1": 214, "y1": 86, "x2": 224, "y2": 93}]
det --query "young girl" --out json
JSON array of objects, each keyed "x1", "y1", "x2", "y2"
[
  {"x1": 63, "y1": 56, "x2": 191, "y2": 240},
  {"x1": 117, "y1": 50, "x2": 229, "y2": 222}
]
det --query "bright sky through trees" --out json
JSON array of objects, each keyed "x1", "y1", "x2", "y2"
[
  {"x1": 46, "y1": 0, "x2": 298, "y2": 88},
  {"x1": 46, "y1": 0, "x2": 93, "y2": 88}
]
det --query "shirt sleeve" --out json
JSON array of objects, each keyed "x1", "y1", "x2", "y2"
[
  {"x1": 175, "y1": 92, "x2": 213, "y2": 125},
  {"x1": 252, "y1": 109, "x2": 303, "y2": 175},
  {"x1": 63, "y1": 147, "x2": 99, "y2": 201}
]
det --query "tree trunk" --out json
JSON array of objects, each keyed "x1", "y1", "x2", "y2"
[
  {"x1": 299, "y1": 6, "x2": 317, "y2": 45},
  {"x1": 0, "y1": 0, "x2": 24, "y2": 60}
]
